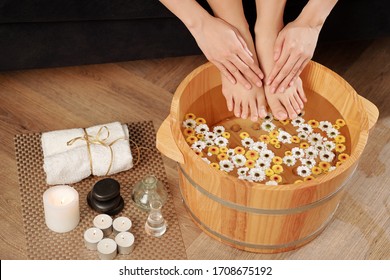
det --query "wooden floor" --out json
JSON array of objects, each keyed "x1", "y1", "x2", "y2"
[{"x1": 0, "y1": 37, "x2": 389, "y2": 260}]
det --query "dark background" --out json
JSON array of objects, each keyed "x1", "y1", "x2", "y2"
[{"x1": 0, "y1": 0, "x2": 389, "y2": 71}]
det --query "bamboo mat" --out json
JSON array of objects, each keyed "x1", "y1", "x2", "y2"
[{"x1": 14, "y1": 121, "x2": 187, "y2": 260}]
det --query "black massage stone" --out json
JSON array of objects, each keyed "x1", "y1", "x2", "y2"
[
  {"x1": 105, "y1": 196, "x2": 125, "y2": 216},
  {"x1": 92, "y1": 178, "x2": 120, "y2": 201},
  {"x1": 87, "y1": 191, "x2": 122, "y2": 214}
]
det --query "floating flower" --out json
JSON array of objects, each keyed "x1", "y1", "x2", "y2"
[
  {"x1": 336, "y1": 161, "x2": 343, "y2": 167},
  {"x1": 291, "y1": 147, "x2": 305, "y2": 159},
  {"x1": 261, "y1": 121, "x2": 276, "y2": 132},
  {"x1": 335, "y1": 143, "x2": 346, "y2": 153},
  {"x1": 214, "y1": 136, "x2": 228, "y2": 147},
  {"x1": 297, "y1": 124, "x2": 313, "y2": 134},
  {"x1": 319, "y1": 121, "x2": 332, "y2": 132},
  {"x1": 191, "y1": 141, "x2": 206, "y2": 151},
  {"x1": 195, "y1": 124, "x2": 209, "y2": 134},
  {"x1": 300, "y1": 158, "x2": 316, "y2": 169},
  {"x1": 250, "y1": 141, "x2": 267, "y2": 152},
  {"x1": 265, "y1": 168, "x2": 274, "y2": 177},
  {"x1": 196, "y1": 133, "x2": 204, "y2": 140},
  {"x1": 256, "y1": 158, "x2": 271, "y2": 170},
  {"x1": 319, "y1": 150, "x2": 335, "y2": 162},
  {"x1": 204, "y1": 139, "x2": 214, "y2": 147},
  {"x1": 241, "y1": 137, "x2": 254, "y2": 148},
  {"x1": 239, "y1": 132, "x2": 250, "y2": 139},
  {"x1": 219, "y1": 160, "x2": 234, "y2": 172},
  {"x1": 245, "y1": 150, "x2": 259, "y2": 161},
  {"x1": 338, "y1": 153, "x2": 350, "y2": 162},
  {"x1": 294, "y1": 179, "x2": 303, "y2": 184},
  {"x1": 278, "y1": 130, "x2": 292, "y2": 144},
  {"x1": 248, "y1": 168, "x2": 266, "y2": 182},
  {"x1": 245, "y1": 160, "x2": 256, "y2": 168},
  {"x1": 204, "y1": 131, "x2": 215, "y2": 140},
  {"x1": 208, "y1": 146, "x2": 219, "y2": 155},
  {"x1": 186, "y1": 135, "x2": 198, "y2": 144},
  {"x1": 323, "y1": 141, "x2": 336, "y2": 151},
  {"x1": 279, "y1": 119, "x2": 290, "y2": 125},
  {"x1": 270, "y1": 138, "x2": 279, "y2": 146},
  {"x1": 210, "y1": 162, "x2": 219, "y2": 170},
  {"x1": 263, "y1": 113, "x2": 273, "y2": 122},
  {"x1": 305, "y1": 146, "x2": 318, "y2": 159},
  {"x1": 258, "y1": 134, "x2": 270, "y2": 143},
  {"x1": 217, "y1": 153, "x2": 228, "y2": 161},
  {"x1": 220, "y1": 147, "x2": 228, "y2": 153},
  {"x1": 227, "y1": 149, "x2": 235, "y2": 158},
  {"x1": 201, "y1": 157, "x2": 211, "y2": 164},
  {"x1": 272, "y1": 164, "x2": 284, "y2": 174},
  {"x1": 194, "y1": 150, "x2": 203, "y2": 157},
  {"x1": 335, "y1": 119, "x2": 346, "y2": 127},
  {"x1": 315, "y1": 143, "x2": 325, "y2": 152},
  {"x1": 213, "y1": 126, "x2": 225, "y2": 135},
  {"x1": 297, "y1": 132, "x2": 308, "y2": 140},
  {"x1": 328, "y1": 166, "x2": 337, "y2": 172},
  {"x1": 269, "y1": 130, "x2": 279, "y2": 138},
  {"x1": 291, "y1": 117, "x2": 305, "y2": 127},
  {"x1": 274, "y1": 143, "x2": 281, "y2": 149},
  {"x1": 304, "y1": 176, "x2": 315, "y2": 182},
  {"x1": 272, "y1": 156, "x2": 283, "y2": 165},
  {"x1": 334, "y1": 135, "x2": 346, "y2": 143},
  {"x1": 311, "y1": 166, "x2": 322, "y2": 175},
  {"x1": 285, "y1": 151, "x2": 293, "y2": 156},
  {"x1": 319, "y1": 161, "x2": 331, "y2": 171},
  {"x1": 291, "y1": 135, "x2": 301, "y2": 143},
  {"x1": 183, "y1": 127, "x2": 195, "y2": 137},
  {"x1": 195, "y1": 117, "x2": 206, "y2": 125},
  {"x1": 185, "y1": 113, "x2": 196, "y2": 120},
  {"x1": 271, "y1": 174, "x2": 282, "y2": 183},
  {"x1": 237, "y1": 167, "x2": 249, "y2": 177},
  {"x1": 308, "y1": 133, "x2": 323, "y2": 146},
  {"x1": 222, "y1": 132, "x2": 230, "y2": 139},
  {"x1": 183, "y1": 119, "x2": 197, "y2": 128},
  {"x1": 260, "y1": 150, "x2": 275, "y2": 161},
  {"x1": 333, "y1": 124, "x2": 340, "y2": 130},
  {"x1": 232, "y1": 154, "x2": 246, "y2": 167},
  {"x1": 308, "y1": 120, "x2": 319, "y2": 128},
  {"x1": 266, "y1": 180, "x2": 278, "y2": 186},
  {"x1": 283, "y1": 155, "x2": 296, "y2": 166},
  {"x1": 326, "y1": 127, "x2": 339, "y2": 139},
  {"x1": 234, "y1": 146, "x2": 245, "y2": 155},
  {"x1": 300, "y1": 142, "x2": 310, "y2": 149},
  {"x1": 297, "y1": 166, "x2": 311, "y2": 177}
]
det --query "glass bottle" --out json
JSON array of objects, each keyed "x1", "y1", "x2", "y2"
[
  {"x1": 132, "y1": 175, "x2": 168, "y2": 211},
  {"x1": 145, "y1": 200, "x2": 167, "y2": 237}
]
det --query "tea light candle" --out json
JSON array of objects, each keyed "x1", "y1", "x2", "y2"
[
  {"x1": 93, "y1": 214, "x2": 113, "y2": 237},
  {"x1": 113, "y1": 216, "x2": 132, "y2": 235},
  {"x1": 115, "y1": 232, "x2": 135, "y2": 255},
  {"x1": 84, "y1": 227, "x2": 104, "y2": 250},
  {"x1": 42, "y1": 185, "x2": 80, "y2": 233},
  {"x1": 97, "y1": 238, "x2": 117, "y2": 260}
]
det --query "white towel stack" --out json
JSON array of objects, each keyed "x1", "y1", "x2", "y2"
[{"x1": 41, "y1": 122, "x2": 133, "y2": 185}]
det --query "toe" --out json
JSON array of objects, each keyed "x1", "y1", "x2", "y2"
[{"x1": 266, "y1": 95, "x2": 288, "y2": 120}]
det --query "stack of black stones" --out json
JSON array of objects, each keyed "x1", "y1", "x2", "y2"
[{"x1": 87, "y1": 178, "x2": 124, "y2": 215}]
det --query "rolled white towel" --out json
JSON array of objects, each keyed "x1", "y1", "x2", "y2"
[{"x1": 41, "y1": 128, "x2": 84, "y2": 157}]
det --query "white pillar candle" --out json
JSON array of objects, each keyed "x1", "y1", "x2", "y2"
[
  {"x1": 115, "y1": 232, "x2": 135, "y2": 255},
  {"x1": 84, "y1": 227, "x2": 103, "y2": 251},
  {"x1": 97, "y1": 238, "x2": 117, "y2": 260},
  {"x1": 112, "y1": 216, "x2": 132, "y2": 236},
  {"x1": 42, "y1": 185, "x2": 80, "y2": 233},
  {"x1": 93, "y1": 214, "x2": 113, "y2": 237}
]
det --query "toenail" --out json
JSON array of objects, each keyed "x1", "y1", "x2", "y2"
[{"x1": 278, "y1": 112, "x2": 287, "y2": 119}]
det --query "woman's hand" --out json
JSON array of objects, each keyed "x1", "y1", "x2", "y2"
[
  {"x1": 191, "y1": 17, "x2": 264, "y2": 89},
  {"x1": 267, "y1": 20, "x2": 320, "y2": 93}
]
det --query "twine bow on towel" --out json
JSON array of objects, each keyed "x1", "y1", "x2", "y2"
[{"x1": 66, "y1": 126, "x2": 125, "y2": 176}]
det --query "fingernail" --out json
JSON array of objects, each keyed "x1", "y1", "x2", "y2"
[
  {"x1": 266, "y1": 80, "x2": 271, "y2": 86},
  {"x1": 256, "y1": 82, "x2": 262, "y2": 87},
  {"x1": 245, "y1": 84, "x2": 251, "y2": 90},
  {"x1": 280, "y1": 87, "x2": 285, "y2": 93},
  {"x1": 271, "y1": 87, "x2": 276, "y2": 93}
]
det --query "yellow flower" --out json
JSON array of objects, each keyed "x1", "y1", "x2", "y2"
[
  {"x1": 208, "y1": 146, "x2": 219, "y2": 155},
  {"x1": 336, "y1": 161, "x2": 343, "y2": 167},
  {"x1": 311, "y1": 166, "x2": 322, "y2": 175},
  {"x1": 333, "y1": 124, "x2": 340, "y2": 130},
  {"x1": 272, "y1": 156, "x2": 283, "y2": 165},
  {"x1": 222, "y1": 132, "x2": 230, "y2": 139},
  {"x1": 274, "y1": 143, "x2": 281, "y2": 149},
  {"x1": 259, "y1": 135, "x2": 270, "y2": 143},
  {"x1": 195, "y1": 117, "x2": 206, "y2": 125},
  {"x1": 279, "y1": 119, "x2": 290, "y2": 125},
  {"x1": 308, "y1": 120, "x2": 319, "y2": 128},
  {"x1": 183, "y1": 128, "x2": 195, "y2": 137},
  {"x1": 234, "y1": 146, "x2": 245, "y2": 155},
  {"x1": 335, "y1": 143, "x2": 346, "y2": 153},
  {"x1": 269, "y1": 130, "x2": 279, "y2": 138},
  {"x1": 239, "y1": 132, "x2": 250, "y2": 139},
  {"x1": 265, "y1": 168, "x2": 274, "y2": 177},
  {"x1": 300, "y1": 142, "x2": 310, "y2": 149},
  {"x1": 294, "y1": 179, "x2": 303, "y2": 184},
  {"x1": 319, "y1": 161, "x2": 331, "y2": 171},
  {"x1": 245, "y1": 150, "x2": 259, "y2": 161},
  {"x1": 304, "y1": 176, "x2": 315, "y2": 181},
  {"x1": 334, "y1": 135, "x2": 346, "y2": 143},
  {"x1": 285, "y1": 151, "x2": 292, "y2": 156},
  {"x1": 196, "y1": 133, "x2": 204, "y2": 140},
  {"x1": 217, "y1": 153, "x2": 228, "y2": 161},
  {"x1": 185, "y1": 113, "x2": 196, "y2": 120},
  {"x1": 291, "y1": 135, "x2": 300, "y2": 143},
  {"x1": 272, "y1": 164, "x2": 284, "y2": 174},
  {"x1": 245, "y1": 160, "x2": 255, "y2": 168},
  {"x1": 270, "y1": 138, "x2": 279, "y2": 145},
  {"x1": 335, "y1": 119, "x2": 346, "y2": 127},
  {"x1": 338, "y1": 153, "x2": 350, "y2": 161},
  {"x1": 219, "y1": 147, "x2": 228, "y2": 153},
  {"x1": 271, "y1": 174, "x2": 282, "y2": 183},
  {"x1": 194, "y1": 150, "x2": 203, "y2": 157},
  {"x1": 186, "y1": 135, "x2": 198, "y2": 144},
  {"x1": 210, "y1": 162, "x2": 219, "y2": 170}
]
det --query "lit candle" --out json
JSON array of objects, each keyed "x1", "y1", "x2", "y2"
[
  {"x1": 97, "y1": 238, "x2": 117, "y2": 260},
  {"x1": 112, "y1": 216, "x2": 132, "y2": 236},
  {"x1": 93, "y1": 214, "x2": 113, "y2": 237},
  {"x1": 42, "y1": 185, "x2": 80, "y2": 233},
  {"x1": 84, "y1": 227, "x2": 103, "y2": 251},
  {"x1": 115, "y1": 232, "x2": 135, "y2": 255}
]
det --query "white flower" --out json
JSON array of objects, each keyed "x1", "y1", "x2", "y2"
[
  {"x1": 248, "y1": 168, "x2": 266, "y2": 182},
  {"x1": 315, "y1": 143, "x2": 325, "y2": 152},
  {"x1": 277, "y1": 130, "x2": 292, "y2": 144},
  {"x1": 305, "y1": 146, "x2": 319, "y2": 159},
  {"x1": 328, "y1": 166, "x2": 336, "y2": 172},
  {"x1": 260, "y1": 149, "x2": 275, "y2": 162},
  {"x1": 202, "y1": 157, "x2": 211, "y2": 164},
  {"x1": 291, "y1": 117, "x2": 305, "y2": 127},
  {"x1": 237, "y1": 167, "x2": 249, "y2": 177},
  {"x1": 300, "y1": 158, "x2": 316, "y2": 168},
  {"x1": 265, "y1": 180, "x2": 278, "y2": 186},
  {"x1": 214, "y1": 136, "x2": 228, "y2": 147},
  {"x1": 204, "y1": 139, "x2": 214, "y2": 147},
  {"x1": 183, "y1": 119, "x2": 197, "y2": 128},
  {"x1": 308, "y1": 133, "x2": 323, "y2": 146},
  {"x1": 326, "y1": 128, "x2": 339, "y2": 139},
  {"x1": 241, "y1": 137, "x2": 254, "y2": 148},
  {"x1": 232, "y1": 154, "x2": 246, "y2": 167},
  {"x1": 297, "y1": 124, "x2": 313, "y2": 134},
  {"x1": 283, "y1": 155, "x2": 296, "y2": 166},
  {"x1": 261, "y1": 121, "x2": 276, "y2": 132},
  {"x1": 255, "y1": 158, "x2": 271, "y2": 170},
  {"x1": 319, "y1": 150, "x2": 335, "y2": 162},
  {"x1": 191, "y1": 141, "x2": 206, "y2": 151},
  {"x1": 297, "y1": 166, "x2": 312, "y2": 177},
  {"x1": 263, "y1": 112, "x2": 274, "y2": 122},
  {"x1": 227, "y1": 149, "x2": 235, "y2": 158},
  {"x1": 323, "y1": 141, "x2": 336, "y2": 151},
  {"x1": 297, "y1": 131, "x2": 308, "y2": 140},
  {"x1": 195, "y1": 123, "x2": 209, "y2": 134},
  {"x1": 219, "y1": 160, "x2": 234, "y2": 172},
  {"x1": 250, "y1": 141, "x2": 267, "y2": 152},
  {"x1": 207, "y1": 153, "x2": 212, "y2": 157},
  {"x1": 319, "y1": 121, "x2": 332, "y2": 132},
  {"x1": 204, "y1": 131, "x2": 216, "y2": 140},
  {"x1": 213, "y1": 126, "x2": 225, "y2": 135},
  {"x1": 291, "y1": 147, "x2": 305, "y2": 159}
]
